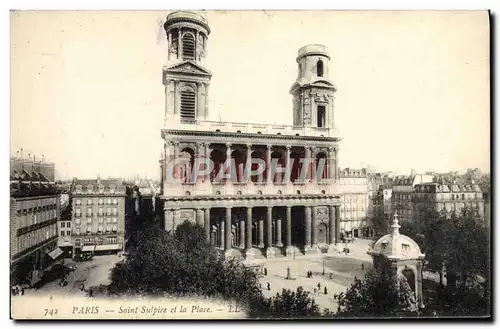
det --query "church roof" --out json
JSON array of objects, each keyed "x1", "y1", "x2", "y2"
[{"x1": 368, "y1": 213, "x2": 425, "y2": 260}]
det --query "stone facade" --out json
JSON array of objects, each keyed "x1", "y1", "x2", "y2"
[
  {"x1": 10, "y1": 163, "x2": 60, "y2": 286},
  {"x1": 338, "y1": 168, "x2": 371, "y2": 238},
  {"x1": 70, "y1": 178, "x2": 126, "y2": 255},
  {"x1": 159, "y1": 12, "x2": 342, "y2": 258}
]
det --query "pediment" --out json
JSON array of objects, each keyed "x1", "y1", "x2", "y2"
[
  {"x1": 311, "y1": 78, "x2": 337, "y2": 90},
  {"x1": 164, "y1": 62, "x2": 212, "y2": 77}
]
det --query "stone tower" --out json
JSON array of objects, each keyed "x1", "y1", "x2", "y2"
[
  {"x1": 163, "y1": 11, "x2": 212, "y2": 124},
  {"x1": 368, "y1": 212, "x2": 426, "y2": 309},
  {"x1": 290, "y1": 44, "x2": 337, "y2": 128}
]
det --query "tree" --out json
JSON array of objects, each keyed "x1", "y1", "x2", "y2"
[
  {"x1": 333, "y1": 269, "x2": 417, "y2": 318},
  {"x1": 108, "y1": 221, "x2": 261, "y2": 305},
  {"x1": 248, "y1": 287, "x2": 321, "y2": 318},
  {"x1": 370, "y1": 205, "x2": 388, "y2": 239},
  {"x1": 401, "y1": 203, "x2": 490, "y2": 316}
]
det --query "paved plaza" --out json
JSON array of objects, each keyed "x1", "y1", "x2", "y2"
[
  {"x1": 253, "y1": 238, "x2": 374, "y2": 311},
  {"x1": 22, "y1": 254, "x2": 122, "y2": 297}
]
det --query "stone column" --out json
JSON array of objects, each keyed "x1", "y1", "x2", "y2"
[
  {"x1": 304, "y1": 147, "x2": 312, "y2": 182},
  {"x1": 239, "y1": 218, "x2": 245, "y2": 249},
  {"x1": 245, "y1": 207, "x2": 253, "y2": 258},
  {"x1": 220, "y1": 220, "x2": 225, "y2": 249},
  {"x1": 258, "y1": 216, "x2": 264, "y2": 248},
  {"x1": 266, "y1": 145, "x2": 272, "y2": 184},
  {"x1": 328, "y1": 205, "x2": 335, "y2": 245},
  {"x1": 335, "y1": 206, "x2": 341, "y2": 243},
  {"x1": 196, "y1": 208, "x2": 204, "y2": 227},
  {"x1": 174, "y1": 79, "x2": 180, "y2": 116},
  {"x1": 265, "y1": 206, "x2": 274, "y2": 258},
  {"x1": 310, "y1": 147, "x2": 317, "y2": 183},
  {"x1": 285, "y1": 206, "x2": 293, "y2": 256},
  {"x1": 275, "y1": 218, "x2": 283, "y2": 247},
  {"x1": 334, "y1": 147, "x2": 339, "y2": 181},
  {"x1": 225, "y1": 207, "x2": 232, "y2": 253},
  {"x1": 246, "y1": 143, "x2": 252, "y2": 182},
  {"x1": 225, "y1": 143, "x2": 232, "y2": 183},
  {"x1": 167, "y1": 30, "x2": 172, "y2": 61},
  {"x1": 195, "y1": 142, "x2": 204, "y2": 183},
  {"x1": 285, "y1": 145, "x2": 291, "y2": 183},
  {"x1": 204, "y1": 208, "x2": 211, "y2": 242},
  {"x1": 328, "y1": 147, "x2": 335, "y2": 182},
  {"x1": 304, "y1": 206, "x2": 312, "y2": 251},
  {"x1": 204, "y1": 84, "x2": 209, "y2": 120},
  {"x1": 205, "y1": 143, "x2": 210, "y2": 182},
  {"x1": 173, "y1": 141, "x2": 180, "y2": 180},
  {"x1": 178, "y1": 28, "x2": 183, "y2": 59},
  {"x1": 311, "y1": 206, "x2": 318, "y2": 250}
]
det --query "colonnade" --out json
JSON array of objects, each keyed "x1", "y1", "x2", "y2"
[
  {"x1": 165, "y1": 204, "x2": 341, "y2": 257},
  {"x1": 167, "y1": 141, "x2": 339, "y2": 184}
]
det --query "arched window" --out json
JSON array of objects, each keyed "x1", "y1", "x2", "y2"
[
  {"x1": 182, "y1": 33, "x2": 195, "y2": 60},
  {"x1": 180, "y1": 85, "x2": 196, "y2": 122},
  {"x1": 317, "y1": 59, "x2": 324, "y2": 77}
]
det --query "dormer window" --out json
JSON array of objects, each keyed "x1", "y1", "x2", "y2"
[
  {"x1": 109, "y1": 185, "x2": 115, "y2": 194},
  {"x1": 317, "y1": 59, "x2": 324, "y2": 77},
  {"x1": 87, "y1": 185, "x2": 93, "y2": 193}
]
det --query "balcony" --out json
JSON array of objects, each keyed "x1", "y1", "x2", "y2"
[{"x1": 163, "y1": 118, "x2": 340, "y2": 139}]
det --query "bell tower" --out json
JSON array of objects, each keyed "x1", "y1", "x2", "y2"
[
  {"x1": 290, "y1": 44, "x2": 337, "y2": 129},
  {"x1": 163, "y1": 11, "x2": 212, "y2": 125}
]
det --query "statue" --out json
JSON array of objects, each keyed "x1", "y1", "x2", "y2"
[
  {"x1": 197, "y1": 36, "x2": 205, "y2": 59},
  {"x1": 170, "y1": 41, "x2": 178, "y2": 55}
]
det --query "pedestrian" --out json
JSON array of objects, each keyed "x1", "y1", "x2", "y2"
[
  {"x1": 329, "y1": 272, "x2": 333, "y2": 280},
  {"x1": 313, "y1": 288, "x2": 317, "y2": 295},
  {"x1": 317, "y1": 282, "x2": 321, "y2": 290},
  {"x1": 361, "y1": 264, "x2": 365, "y2": 270},
  {"x1": 264, "y1": 267, "x2": 268, "y2": 276},
  {"x1": 267, "y1": 282, "x2": 271, "y2": 291},
  {"x1": 89, "y1": 289, "x2": 93, "y2": 298},
  {"x1": 324, "y1": 286, "x2": 327, "y2": 295},
  {"x1": 21, "y1": 287, "x2": 25, "y2": 296},
  {"x1": 259, "y1": 283, "x2": 262, "y2": 289}
]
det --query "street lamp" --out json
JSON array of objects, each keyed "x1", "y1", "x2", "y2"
[{"x1": 322, "y1": 259, "x2": 325, "y2": 276}]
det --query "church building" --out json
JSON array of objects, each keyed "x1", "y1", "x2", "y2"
[{"x1": 159, "y1": 11, "x2": 342, "y2": 259}]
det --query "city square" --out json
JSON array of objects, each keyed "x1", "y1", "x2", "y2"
[{"x1": 9, "y1": 10, "x2": 490, "y2": 319}]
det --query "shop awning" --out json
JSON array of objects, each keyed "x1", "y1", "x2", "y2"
[
  {"x1": 95, "y1": 244, "x2": 121, "y2": 251},
  {"x1": 48, "y1": 248, "x2": 64, "y2": 260},
  {"x1": 81, "y1": 245, "x2": 96, "y2": 252}
]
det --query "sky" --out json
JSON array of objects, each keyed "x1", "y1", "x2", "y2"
[{"x1": 10, "y1": 10, "x2": 490, "y2": 180}]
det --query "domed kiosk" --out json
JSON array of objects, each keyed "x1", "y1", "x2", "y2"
[{"x1": 368, "y1": 212, "x2": 425, "y2": 309}]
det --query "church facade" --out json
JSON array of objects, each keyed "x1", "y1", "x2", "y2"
[{"x1": 159, "y1": 11, "x2": 342, "y2": 258}]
